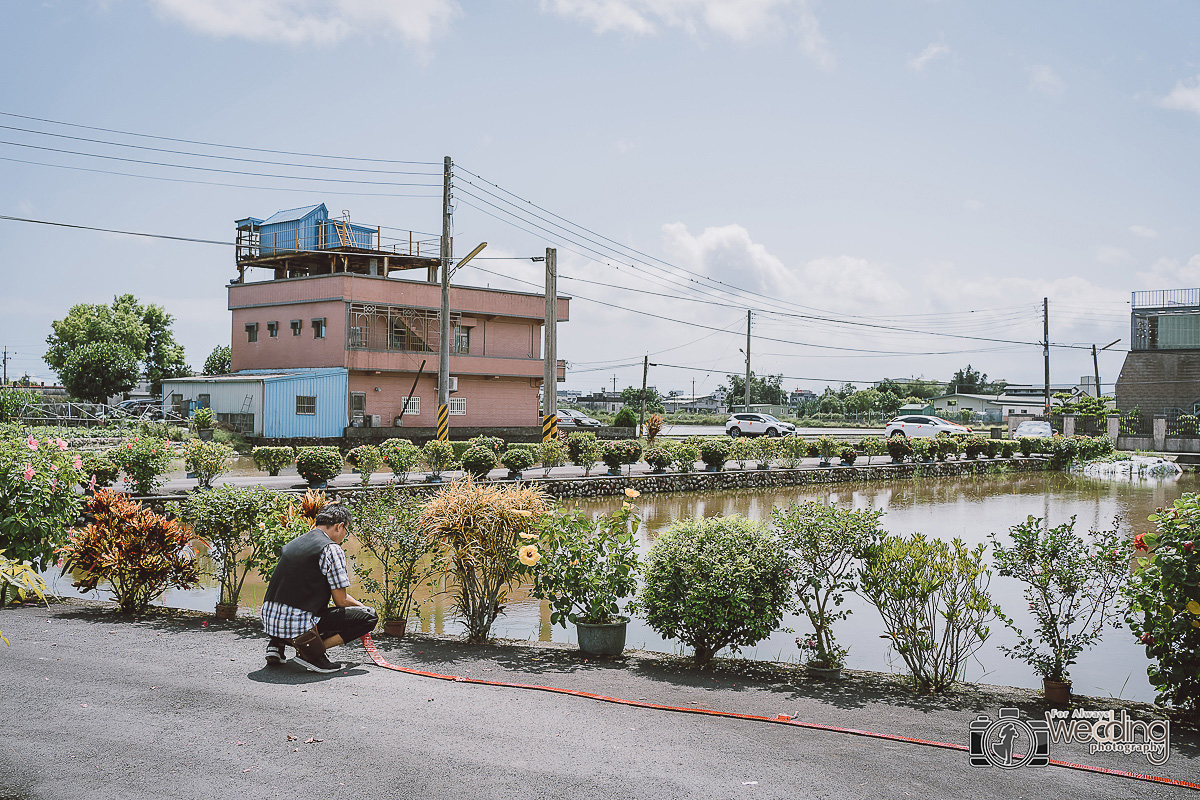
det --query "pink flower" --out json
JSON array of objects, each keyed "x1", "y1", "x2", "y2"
[
  {"x1": 88, "y1": 475, "x2": 97, "y2": 492},
  {"x1": 1184, "y1": 541, "x2": 1195, "y2": 553},
  {"x1": 51, "y1": 478, "x2": 57, "y2": 490},
  {"x1": 134, "y1": 436, "x2": 139, "y2": 442},
  {"x1": 73, "y1": 456, "x2": 83, "y2": 470},
  {"x1": 25, "y1": 435, "x2": 38, "y2": 451},
  {"x1": 126, "y1": 443, "x2": 133, "y2": 449},
  {"x1": 56, "y1": 438, "x2": 68, "y2": 451},
  {"x1": 23, "y1": 465, "x2": 34, "y2": 481}
]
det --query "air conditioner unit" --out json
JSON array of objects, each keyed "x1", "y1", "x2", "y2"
[
  {"x1": 368, "y1": 414, "x2": 381, "y2": 428},
  {"x1": 448, "y1": 376, "x2": 459, "y2": 393}
]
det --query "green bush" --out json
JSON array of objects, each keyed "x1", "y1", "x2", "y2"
[
  {"x1": 962, "y1": 435, "x2": 989, "y2": 459},
  {"x1": 115, "y1": 436, "x2": 173, "y2": 495},
  {"x1": 857, "y1": 436, "x2": 886, "y2": 464},
  {"x1": 461, "y1": 445, "x2": 499, "y2": 479},
  {"x1": 612, "y1": 407, "x2": 638, "y2": 429},
  {"x1": 729, "y1": 437, "x2": 753, "y2": 469},
  {"x1": 601, "y1": 439, "x2": 642, "y2": 473},
  {"x1": 699, "y1": 437, "x2": 731, "y2": 470},
  {"x1": 750, "y1": 436, "x2": 778, "y2": 468},
  {"x1": 671, "y1": 439, "x2": 700, "y2": 473},
  {"x1": 1018, "y1": 437, "x2": 1041, "y2": 457},
  {"x1": 192, "y1": 406, "x2": 215, "y2": 430},
  {"x1": 635, "y1": 515, "x2": 791, "y2": 667},
  {"x1": 778, "y1": 436, "x2": 807, "y2": 469},
  {"x1": 467, "y1": 435, "x2": 505, "y2": 455},
  {"x1": 858, "y1": 532, "x2": 993, "y2": 693},
  {"x1": 1043, "y1": 436, "x2": 1079, "y2": 468},
  {"x1": 999, "y1": 440, "x2": 1019, "y2": 459},
  {"x1": 805, "y1": 440, "x2": 821, "y2": 458},
  {"x1": 78, "y1": 449, "x2": 121, "y2": 489},
  {"x1": 347, "y1": 445, "x2": 384, "y2": 486},
  {"x1": 380, "y1": 439, "x2": 421, "y2": 480},
  {"x1": 183, "y1": 438, "x2": 235, "y2": 489},
  {"x1": 838, "y1": 445, "x2": 857, "y2": 465},
  {"x1": 565, "y1": 431, "x2": 601, "y2": 476},
  {"x1": 251, "y1": 446, "x2": 294, "y2": 477},
  {"x1": 936, "y1": 435, "x2": 961, "y2": 460},
  {"x1": 537, "y1": 439, "x2": 567, "y2": 476},
  {"x1": 815, "y1": 436, "x2": 838, "y2": 464},
  {"x1": 1, "y1": 434, "x2": 87, "y2": 569},
  {"x1": 421, "y1": 439, "x2": 457, "y2": 479},
  {"x1": 644, "y1": 445, "x2": 673, "y2": 472},
  {"x1": 500, "y1": 447, "x2": 535, "y2": 475},
  {"x1": 296, "y1": 446, "x2": 343, "y2": 485},
  {"x1": 909, "y1": 437, "x2": 932, "y2": 461},
  {"x1": 885, "y1": 436, "x2": 912, "y2": 461}
]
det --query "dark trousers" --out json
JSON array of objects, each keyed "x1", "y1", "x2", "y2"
[{"x1": 314, "y1": 606, "x2": 378, "y2": 644}]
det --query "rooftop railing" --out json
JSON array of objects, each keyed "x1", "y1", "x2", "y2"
[{"x1": 1132, "y1": 288, "x2": 1200, "y2": 309}]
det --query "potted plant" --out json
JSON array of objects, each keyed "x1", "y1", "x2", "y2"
[
  {"x1": 565, "y1": 431, "x2": 601, "y2": 476},
  {"x1": 909, "y1": 436, "x2": 932, "y2": 463},
  {"x1": 530, "y1": 489, "x2": 642, "y2": 656},
  {"x1": 116, "y1": 436, "x2": 173, "y2": 495},
  {"x1": 380, "y1": 438, "x2": 421, "y2": 483},
  {"x1": 885, "y1": 435, "x2": 912, "y2": 463},
  {"x1": 421, "y1": 439, "x2": 456, "y2": 482},
  {"x1": 347, "y1": 444, "x2": 384, "y2": 486},
  {"x1": 348, "y1": 486, "x2": 446, "y2": 638},
  {"x1": 838, "y1": 446, "x2": 857, "y2": 466},
  {"x1": 963, "y1": 435, "x2": 989, "y2": 460},
  {"x1": 729, "y1": 437, "x2": 753, "y2": 470},
  {"x1": 773, "y1": 501, "x2": 883, "y2": 679},
  {"x1": 699, "y1": 438, "x2": 730, "y2": 472},
  {"x1": 816, "y1": 436, "x2": 838, "y2": 467},
  {"x1": 192, "y1": 406, "x2": 215, "y2": 441},
  {"x1": 600, "y1": 439, "x2": 642, "y2": 476},
  {"x1": 183, "y1": 438, "x2": 234, "y2": 490},
  {"x1": 856, "y1": 436, "x2": 885, "y2": 466},
  {"x1": 644, "y1": 445, "x2": 673, "y2": 474},
  {"x1": 175, "y1": 484, "x2": 285, "y2": 620},
  {"x1": 778, "y1": 436, "x2": 807, "y2": 469},
  {"x1": 251, "y1": 445, "x2": 294, "y2": 477},
  {"x1": 537, "y1": 439, "x2": 567, "y2": 477},
  {"x1": 461, "y1": 444, "x2": 499, "y2": 480},
  {"x1": 296, "y1": 446, "x2": 343, "y2": 488},
  {"x1": 500, "y1": 446, "x2": 535, "y2": 479},
  {"x1": 750, "y1": 436, "x2": 777, "y2": 470},
  {"x1": 990, "y1": 515, "x2": 1127, "y2": 705},
  {"x1": 999, "y1": 440, "x2": 1020, "y2": 459},
  {"x1": 671, "y1": 439, "x2": 700, "y2": 473}
]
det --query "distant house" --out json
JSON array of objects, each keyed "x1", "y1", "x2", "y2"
[
  {"x1": 575, "y1": 390, "x2": 624, "y2": 413},
  {"x1": 926, "y1": 391, "x2": 1066, "y2": 422},
  {"x1": 663, "y1": 388, "x2": 726, "y2": 413},
  {"x1": 1116, "y1": 288, "x2": 1200, "y2": 419}
]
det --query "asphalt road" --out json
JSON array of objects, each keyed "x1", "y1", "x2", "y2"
[{"x1": 2, "y1": 602, "x2": 1195, "y2": 800}]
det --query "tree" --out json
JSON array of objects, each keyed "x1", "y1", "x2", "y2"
[
  {"x1": 949, "y1": 365, "x2": 987, "y2": 394},
  {"x1": 45, "y1": 294, "x2": 187, "y2": 396},
  {"x1": 876, "y1": 378, "x2": 905, "y2": 397},
  {"x1": 898, "y1": 377, "x2": 945, "y2": 400},
  {"x1": 818, "y1": 392, "x2": 844, "y2": 415},
  {"x1": 204, "y1": 345, "x2": 232, "y2": 375},
  {"x1": 845, "y1": 388, "x2": 881, "y2": 415},
  {"x1": 620, "y1": 385, "x2": 663, "y2": 414},
  {"x1": 59, "y1": 342, "x2": 140, "y2": 403},
  {"x1": 878, "y1": 392, "x2": 903, "y2": 416},
  {"x1": 725, "y1": 372, "x2": 787, "y2": 409}
]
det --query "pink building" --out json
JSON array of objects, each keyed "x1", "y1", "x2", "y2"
[{"x1": 228, "y1": 207, "x2": 567, "y2": 434}]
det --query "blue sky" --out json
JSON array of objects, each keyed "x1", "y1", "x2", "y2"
[{"x1": 3, "y1": 1, "x2": 1200, "y2": 398}]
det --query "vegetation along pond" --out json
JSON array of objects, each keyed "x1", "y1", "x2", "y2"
[{"x1": 46, "y1": 470, "x2": 1197, "y2": 703}]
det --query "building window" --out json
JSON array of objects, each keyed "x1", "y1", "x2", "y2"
[
  {"x1": 296, "y1": 396, "x2": 316, "y2": 415},
  {"x1": 198, "y1": 394, "x2": 210, "y2": 409},
  {"x1": 245, "y1": 323, "x2": 258, "y2": 343},
  {"x1": 454, "y1": 326, "x2": 471, "y2": 354},
  {"x1": 449, "y1": 397, "x2": 467, "y2": 415},
  {"x1": 348, "y1": 326, "x2": 368, "y2": 348},
  {"x1": 171, "y1": 394, "x2": 183, "y2": 415},
  {"x1": 267, "y1": 321, "x2": 279, "y2": 338},
  {"x1": 312, "y1": 318, "x2": 326, "y2": 339},
  {"x1": 291, "y1": 319, "x2": 303, "y2": 336},
  {"x1": 401, "y1": 396, "x2": 420, "y2": 415}
]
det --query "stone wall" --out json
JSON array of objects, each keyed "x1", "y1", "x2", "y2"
[{"x1": 249, "y1": 426, "x2": 638, "y2": 451}]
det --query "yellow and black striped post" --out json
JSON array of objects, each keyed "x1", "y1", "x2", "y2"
[
  {"x1": 437, "y1": 404, "x2": 449, "y2": 441},
  {"x1": 542, "y1": 414, "x2": 558, "y2": 442}
]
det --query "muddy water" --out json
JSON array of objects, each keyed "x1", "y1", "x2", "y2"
[{"x1": 47, "y1": 471, "x2": 1198, "y2": 702}]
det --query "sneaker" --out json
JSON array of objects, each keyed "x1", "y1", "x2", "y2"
[
  {"x1": 265, "y1": 640, "x2": 286, "y2": 666},
  {"x1": 293, "y1": 649, "x2": 343, "y2": 674}
]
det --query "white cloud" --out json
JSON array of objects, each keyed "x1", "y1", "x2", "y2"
[
  {"x1": 1095, "y1": 245, "x2": 1131, "y2": 266},
  {"x1": 908, "y1": 42, "x2": 949, "y2": 72},
  {"x1": 1160, "y1": 75, "x2": 1200, "y2": 116},
  {"x1": 1129, "y1": 224, "x2": 1158, "y2": 239},
  {"x1": 149, "y1": 0, "x2": 460, "y2": 47},
  {"x1": 796, "y1": 0, "x2": 834, "y2": 71},
  {"x1": 616, "y1": 138, "x2": 635, "y2": 154},
  {"x1": 1136, "y1": 255, "x2": 1200, "y2": 288},
  {"x1": 1028, "y1": 64, "x2": 1065, "y2": 97}
]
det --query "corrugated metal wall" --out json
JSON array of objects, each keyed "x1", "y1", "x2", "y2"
[
  {"x1": 260, "y1": 207, "x2": 326, "y2": 255},
  {"x1": 320, "y1": 221, "x2": 374, "y2": 249},
  {"x1": 160, "y1": 379, "x2": 265, "y2": 435},
  {"x1": 262, "y1": 369, "x2": 348, "y2": 437}
]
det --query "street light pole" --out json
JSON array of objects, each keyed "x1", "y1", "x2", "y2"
[{"x1": 437, "y1": 156, "x2": 453, "y2": 441}]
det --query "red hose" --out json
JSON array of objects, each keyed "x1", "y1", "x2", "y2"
[{"x1": 359, "y1": 634, "x2": 1199, "y2": 791}]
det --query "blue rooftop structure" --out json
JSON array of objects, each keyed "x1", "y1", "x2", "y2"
[{"x1": 250, "y1": 203, "x2": 377, "y2": 256}]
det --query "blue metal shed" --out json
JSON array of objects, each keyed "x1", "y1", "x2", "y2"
[
  {"x1": 319, "y1": 219, "x2": 375, "y2": 249},
  {"x1": 259, "y1": 203, "x2": 328, "y2": 255},
  {"x1": 256, "y1": 368, "x2": 349, "y2": 437}
]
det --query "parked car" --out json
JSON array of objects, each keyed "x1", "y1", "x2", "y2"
[
  {"x1": 556, "y1": 409, "x2": 601, "y2": 428},
  {"x1": 1012, "y1": 420, "x2": 1055, "y2": 439},
  {"x1": 884, "y1": 415, "x2": 971, "y2": 439},
  {"x1": 726, "y1": 413, "x2": 796, "y2": 437}
]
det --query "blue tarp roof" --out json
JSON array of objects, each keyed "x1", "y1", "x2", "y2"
[{"x1": 260, "y1": 204, "x2": 326, "y2": 226}]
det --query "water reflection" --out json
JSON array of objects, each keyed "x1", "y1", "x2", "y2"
[{"x1": 47, "y1": 471, "x2": 1196, "y2": 702}]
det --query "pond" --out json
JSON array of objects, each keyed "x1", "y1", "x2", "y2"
[{"x1": 45, "y1": 470, "x2": 1198, "y2": 702}]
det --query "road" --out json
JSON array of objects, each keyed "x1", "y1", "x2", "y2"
[
  {"x1": 2, "y1": 601, "x2": 1194, "y2": 800},
  {"x1": 659, "y1": 425, "x2": 883, "y2": 438}
]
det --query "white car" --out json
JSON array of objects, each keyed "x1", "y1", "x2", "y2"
[
  {"x1": 556, "y1": 409, "x2": 601, "y2": 428},
  {"x1": 726, "y1": 413, "x2": 796, "y2": 437},
  {"x1": 1013, "y1": 420, "x2": 1054, "y2": 439},
  {"x1": 884, "y1": 415, "x2": 971, "y2": 439}
]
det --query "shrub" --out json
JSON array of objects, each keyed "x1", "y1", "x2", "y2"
[
  {"x1": 858, "y1": 532, "x2": 993, "y2": 693},
  {"x1": 816, "y1": 436, "x2": 838, "y2": 464},
  {"x1": 671, "y1": 439, "x2": 700, "y2": 473},
  {"x1": 421, "y1": 440, "x2": 456, "y2": 479},
  {"x1": 646, "y1": 414, "x2": 664, "y2": 447},
  {"x1": 1043, "y1": 436, "x2": 1079, "y2": 468},
  {"x1": 296, "y1": 446, "x2": 343, "y2": 485},
  {"x1": 0, "y1": 550, "x2": 49, "y2": 643},
  {"x1": 885, "y1": 436, "x2": 912, "y2": 462},
  {"x1": 962, "y1": 436, "x2": 989, "y2": 460},
  {"x1": 999, "y1": 440, "x2": 1019, "y2": 459},
  {"x1": 644, "y1": 445, "x2": 673, "y2": 472},
  {"x1": 1018, "y1": 437, "x2": 1040, "y2": 457},
  {"x1": 936, "y1": 435, "x2": 961, "y2": 461},
  {"x1": 750, "y1": 436, "x2": 778, "y2": 468},
  {"x1": 175, "y1": 484, "x2": 285, "y2": 609},
  {"x1": 251, "y1": 446, "x2": 294, "y2": 477},
  {"x1": 57, "y1": 490, "x2": 203, "y2": 615},
  {"x1": 347, "y1": 486, "x2": 445, "y2": 624},
  {"x1": 565, "y1": 431, "x2": 602, "y2": 476},
  {"x1": 380, "y1": 439, "x2": 421, "y2": 480},
  {"x1": 467, "y1": 435, "x2": 505, "y2": 455},
  {"x1": 1, "y1": 434, "x2": 87, "y2": 570},
  {"x1": 192, "y1": 406, "x2": 215, "y2": 430},
  {"x1": 537, "y1": 439, "x2": 567, "y2": 477},
  {"x1": 991, "y1": 515, "x2": 1126, "y2": 684},
  {"x1": 183, "y1": 438, "x2": 234, "y2": 489},
  {"x1": 601, "y1": 439, "x2": 643, "y2": 474},
  {"x1": 461, "y1": 445, "x2": 499, "y2": 479},
  {"x1": 983, "y1": 437, "x2": 1002, "y2": 458},
  {"x1": 838, "y1": 446, "x2": 857, "y2": 465},
  {"x1": 531, "y1": 494, "x2": 641, "y2": 626},
  {"x1": 256, "y1": 489, "x2": 327, "y2": 580},
  {"x1": 500, "y1": 447, "x2": 535, "y2": 475},
  {"x1": 635, "y1": 515, "x2": 791, "y2": 667},
  {"x1": 116, "y1": 436, "x2": 173, "y2": 495},
  {"x1": 778, "y1": 436, "x2": 807, "y2": 469},
  {"x1": 857, "y1": 436, "x2": 886, "y2": 465},
  {"x1": 1124, "y1": 494, "x2": 1200, "y2": 712},
  {"x1": 78, "y1": 449, "x2": 120, "y2": 490},
  {"x1": 909, "y1": 437, "x2": 932, "y2": 461},
  {"x1": 612, "y1": 407, "x2": 638, "y2": 429},
  {"x1": 347, "y1": 445, "x2": 384, "y2": 486},
  {"x1": 773, "y1": 501, "x2": 884, "y2": 669},
  {"x1": 419, "y1": 478, "x2": 548, "y2": 643},
  {"x1": 699, "y1": 437, "x2": 731, "y2": 470},
  {"x1": 729, "y1": 437, "x2": 753, "y2": 469}
]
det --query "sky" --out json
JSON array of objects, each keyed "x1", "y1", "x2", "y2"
[{"x1": 3, "y1": 1, "x2": 1200, "y2": 399}]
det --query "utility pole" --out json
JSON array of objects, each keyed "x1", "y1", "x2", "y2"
[
  {"x1": 692, "y1": 378, "x2": 695, "y2": 412},
  {"x1": 1092, "y1": 344, "x2": 1100, "y2": 398},
  {"x1": 744, "y1": 310, "x2": 752, "y2": 413},
  {"x1": 542, "y1": 248, "x2": 558, "y2": 442},
  {"x1": 1043, "y1": 297, "x2": 1050, "y2": 419},
  {"x1": 639, "y1": 355, "x2": 649, "y2": 437},
  {"x1": 1, "y1": 347, "x2": 7, "y2": 386},
  {"x1": 437, "y1": 155, "x2": 453, "y2": 442}
]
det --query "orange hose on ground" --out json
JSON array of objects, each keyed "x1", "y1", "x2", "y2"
[{"x1": 359, "y1": 635, "x2": 1199, "y2": 791}]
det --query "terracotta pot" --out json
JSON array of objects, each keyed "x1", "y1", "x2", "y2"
[
  {"x1": 383, "y1": 618, "x2": 407, "y2": 638},
  {"x1": 1043, "y1": 678, "x2": 1072, "y2": 705},
  {"x1": 214, "y1": 603, "x2": 238, "y2": 620}
]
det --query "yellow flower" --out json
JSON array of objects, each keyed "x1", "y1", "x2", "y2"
[
  {"x1": 518, "y1": 532, "x2": 538, "y2": 540},
  {"x1": 518, "y1": 545, "x2": 540, "y2": 566},
  {"x1": 1188, "y1": 600, "x2": 1200, "y2": 616},
  {"x1": 510, "y1": 509, "x2": 533, "y2": 518},
  {"x1": 624, "y1": 487, "x2": 640, "y2": 499}
]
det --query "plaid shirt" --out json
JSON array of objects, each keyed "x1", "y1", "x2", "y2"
[{"x1": 260, "y1": 541, "x2": 351, "y2": 639}]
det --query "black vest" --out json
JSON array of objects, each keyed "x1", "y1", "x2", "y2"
[{"x1": 263, "y1": 529, "x2": 337, "y2": 615}]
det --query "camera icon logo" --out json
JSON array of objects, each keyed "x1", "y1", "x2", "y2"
[{"x1": 970, "y1": 708, "x2": 1051, "y2": 769}]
